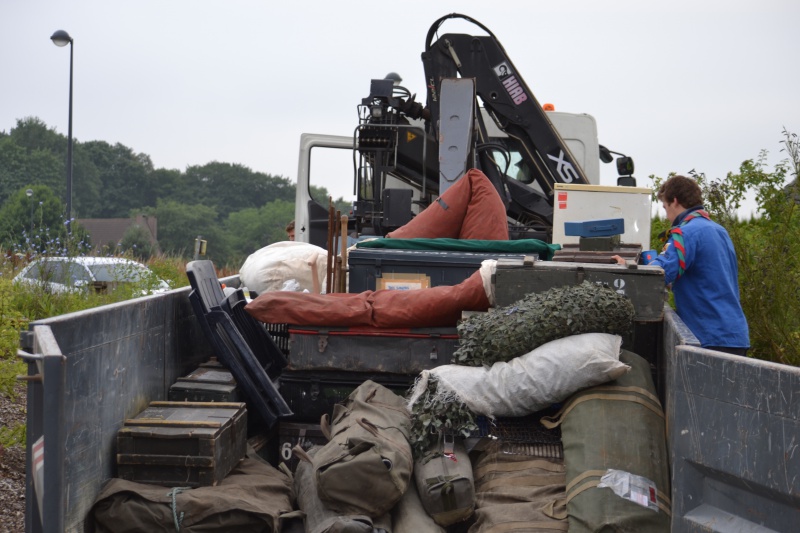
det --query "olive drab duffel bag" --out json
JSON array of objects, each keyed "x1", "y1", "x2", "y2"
[
  {"x1": 312, "y1": 380, "x2": 413, "y2": 518},
  {"x1": 541, "y1": 350, "x2": 671, "y2": 532},
  {"x1": 293, "y1": 445, "x2": 391, "y2": 533},
  {"x1": 413, "y1": 435, "x2": 475, "y2": 527},
  {"x1": 86, "y1": 458, "x2": 295, "y2": 532}
]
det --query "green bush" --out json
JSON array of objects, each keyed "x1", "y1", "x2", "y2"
[
  {"x1": 649, "y1": 129, "x2": 799, "y2": 366},
  {"x1": 708, "y1": 130, "x2": 799, "y2": 365}
]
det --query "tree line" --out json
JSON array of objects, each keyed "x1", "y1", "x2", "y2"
[{"x1": 0, "y1": 117, "x2": 344, "y2": 266}]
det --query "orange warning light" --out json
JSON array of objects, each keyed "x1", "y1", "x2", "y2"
[{"x1": 543, "y1": 103, "x2": 555, "y2": 111}]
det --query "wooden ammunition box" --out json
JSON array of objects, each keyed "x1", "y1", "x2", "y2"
[
  {"x1": 494, "y1": 258, "x2": 666, "y2": 322},
  {"x1": 168, "y1": 365, "x2": 241, "y2": 403},
  {"x1": 116, "y1": 401, "x2": 247, "y2": 487}
]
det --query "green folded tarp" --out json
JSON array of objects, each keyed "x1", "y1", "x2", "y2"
[{"x1": 355, "y1": 238, "x2": 561, "y2": 261}]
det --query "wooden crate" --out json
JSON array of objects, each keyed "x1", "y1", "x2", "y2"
[
  {"x1": 168, "y1": 365, "x2": 241, "y2": 403},
  {"x1": 117, "y1": 401, "x2": 247, "y2": 487},
  {"x1": 494, "y1": 258, "x2": 666, "y2": 321}
]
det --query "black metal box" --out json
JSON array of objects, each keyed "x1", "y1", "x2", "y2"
[
  {"x1": 116, "y1": 401, "x2": 247, "y2": 487},
  {"x1": 494, "y1": 258, "x2": 666, "y2": 322},
  {"x1": 288, "y1": 325, "x2": 458, "y2": 374},
  {"x1": 279, "y1": 370, "x2": 413, "y2": 423},
  {"x1": 348, "y1": 248, "x2": 528, "y2": 293}
]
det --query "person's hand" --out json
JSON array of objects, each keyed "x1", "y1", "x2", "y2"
[{"x1": 610, "y1": 255, "x2": 627, "y2": 265}]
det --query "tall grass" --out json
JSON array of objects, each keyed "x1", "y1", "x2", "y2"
[{"x1": 0, "y1": 250, "x2": 198, "y2": 447}]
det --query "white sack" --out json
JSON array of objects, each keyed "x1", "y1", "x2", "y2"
[
  {"x1": 408, "y1": 333, "x2": 629, "y2": 418},
  {"x1": 479, "y1": 259, "x2": 497, "y2": 306},
  {"x1": 239, "y1": 241, "x2": 328, "y2": 295}
]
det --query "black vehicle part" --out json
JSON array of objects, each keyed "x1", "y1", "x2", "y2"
[{"x1": 422, "y1": 13, "x2": 590, "y2": 199}]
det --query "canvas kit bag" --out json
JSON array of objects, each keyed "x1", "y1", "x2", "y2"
[
  {"x1": 413, "y1": 435, "x2": 475, "y2": 527},
  {"x1": 541, "y1": 349, "x2": 671, "y2": 532},
  {"x1": 470, "y1": 441, "x2": 568, "y2": 532},
  {"x1": 293, "y1": 445, "x2": 391, "y2": 533},
  {"x1": 312, "y1": 380, "x2": 413, "y2": 518},
  {"x1": 86, "y1": 458, "x2": 294, "y2": 533}
]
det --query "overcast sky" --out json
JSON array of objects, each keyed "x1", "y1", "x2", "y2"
[{"x1": 2, "y1": 0, "x2": 798, "y2": 217}]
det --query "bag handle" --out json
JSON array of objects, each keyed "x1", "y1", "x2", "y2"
[
  {"x1": 292, "y1": 444, "x2": 314, "y2": 464},
  {"x1": 320, "y1": 413, "x2": 332, "y2": 441},
  {"x1": 357, "y1": 417, "x2": 380, "y2": 437}
]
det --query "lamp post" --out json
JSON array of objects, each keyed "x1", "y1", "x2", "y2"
[
  {"x1": 50, "y1": 29, "x2": 74, "y2": 234},
  {"x1": 26, "y1": 189, "x2": 34, "y2": 234}
]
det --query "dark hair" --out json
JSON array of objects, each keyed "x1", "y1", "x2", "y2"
[
  {"x1": 285, "y1": 220, "x2": 295, "y2": 232},
  {"x1": 657, "y1": 175, "x2": 702, "y2": 208}
]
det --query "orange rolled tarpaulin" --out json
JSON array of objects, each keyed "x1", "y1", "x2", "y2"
[
  {"x1": 245, "y1": 269, "x2": 490, "y2": 328},
  {"x1": 387, "y1": 168, "x2": 508, "y2": 241}
]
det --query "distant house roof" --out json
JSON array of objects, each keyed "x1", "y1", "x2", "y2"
[{"x1": 76, "y1": 215, "x2": 159, "y2": 252}]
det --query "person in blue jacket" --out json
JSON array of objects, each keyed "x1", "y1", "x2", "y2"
[{"x1": 614, "y1": 175, "x2": 750, "y2": 356}]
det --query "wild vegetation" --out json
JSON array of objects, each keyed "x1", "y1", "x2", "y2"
[
  {"x1": 0, "y1": 246, "x2": 211, "y2": 447},
  {"x1": 649, "y1": 129, "x2": 799, "y2": 366}
]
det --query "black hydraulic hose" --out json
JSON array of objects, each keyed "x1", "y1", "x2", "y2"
[{"x1": 425, "y1": 13, "x2": 497, "y2": 51}]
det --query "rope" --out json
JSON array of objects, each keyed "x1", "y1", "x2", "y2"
[{"x1": 166, "y1": 487, "x2": 191, "y2": 531}]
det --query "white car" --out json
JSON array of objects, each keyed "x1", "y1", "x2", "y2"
[{"x1": 13, "y1": 257, "x2": 170, "y2": 295}]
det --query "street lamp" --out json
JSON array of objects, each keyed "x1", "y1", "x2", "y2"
[
  {"x1": 50, "y1": 29, "x2": 74, "y2": 234},
  {"x1": 26, "y1": 189, "x2": 34, "y2": 234}
]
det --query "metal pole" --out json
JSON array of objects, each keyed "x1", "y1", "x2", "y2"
[
  {"x1": 27, "y1": 189, "x2": 34, "y2": 234},
  {"x1": 66, "y1": 40, "x2": 73, "y2": 235}
]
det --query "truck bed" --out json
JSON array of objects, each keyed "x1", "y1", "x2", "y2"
[{"x1": 21, "y1": 282, "x2": 800, "y2": 532}]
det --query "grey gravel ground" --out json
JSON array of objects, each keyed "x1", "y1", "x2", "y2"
[{"x1": 0, "y1": 382, "x2": 26, "y2": 533}]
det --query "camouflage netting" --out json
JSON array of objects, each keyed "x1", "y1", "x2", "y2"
[
  {"x1": 407, "y1": 375, "x2": 479, "y2": 460},
  {"x1": 454, "y1": 281, "x2": 636, "y2": 367},
  {"x1": 408, "y1": 281, "x2": 636, "y2": 457}
]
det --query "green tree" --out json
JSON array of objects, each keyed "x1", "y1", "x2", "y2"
[
  {"x1": 0, "y1": 117, "x2": 103, "y2": 219},
  {"x1": 704, "y1": 131, "x2": 799, "y2": 365},
  {"x1": 182, "y1": 162, "x2": 296, "y2": 219},
  {"x1": 154, "y1": 200, "x2": 231, "y2": 263},
  {"x1": 120, "y1": 224, "x2": 156, "y2": 261},
  {"x1": 0, "y1": 185, "x2": 68, "y2": 248},
  {"x1": 308, "y1": 184, "x2": 351, "y2": 212},
  {"x1": 7, "y1": 117, "x2": 64, "y2": 154},
  {"x1": 0, "y1": 136, "x2": 63, "y2": 205},
  {"x1": 223, "y1": 199, "x2": 295, "y2": 262},
  {"x1": 142, "y1": 168, "x2": 183, "y2": 208},
  {"x1": 83, "y1": 141, "x2": 154, "y2": 217}
]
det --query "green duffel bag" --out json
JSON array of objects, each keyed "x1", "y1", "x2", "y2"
[
  {"x1": 414, "y1": 435, "x2": 475, "y2": 527},
  {"x1": 293, "y1": 445, "x2": 389, "y2": 533},
  {"x1": 313, "y1": 380, "x2": 413, "y2": 518},
  {"x1": 541, "y1": 350, "x2": 671, "y2": 532}
]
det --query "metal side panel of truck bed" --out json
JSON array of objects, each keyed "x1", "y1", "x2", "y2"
[
  {"x1": 20, "y1": 283, "x2": 228, "y2": 533},
  {"x1": 665, "y1": 327, "x2": 800, "y2": 531},
  {"x1": 21, "y1": 288, "x2": 800, "y2": 532}
]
